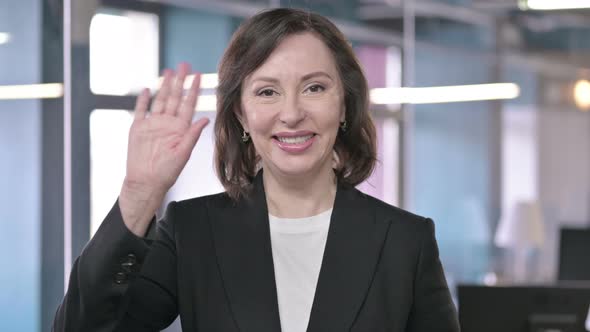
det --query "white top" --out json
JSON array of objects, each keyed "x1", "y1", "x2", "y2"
[{"x1": 269, "y1": 209, "x2": 333, "y2": 332}]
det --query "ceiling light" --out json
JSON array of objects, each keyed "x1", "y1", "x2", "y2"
[
  {"x1": 520, "y1": 0, "x2": 590, "y2": 10},
  {"x1": 0, "y1": 83, "x2": 64, "y2": 100},
  {"x1": 574, "y1": 80, "x2": 590, "y2": 111},
  {"x1": 370, "y1": 83, "x2": 520, "y2": 105},
  {"x1": 0, "y1": 32, "x2": 11, "y2": 44},
  {"x1": 153, "y1": 73, "x2": 218, "y2": 91}
]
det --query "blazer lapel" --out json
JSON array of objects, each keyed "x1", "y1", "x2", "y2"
[
  {"x1": 306, "y1": 183, "x2": 391, "y2": 332},
  {"x1": 208, "y1": 173, "x2": 282, "y2": 332}
]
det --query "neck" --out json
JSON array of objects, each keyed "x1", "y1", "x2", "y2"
[{"x1": 262, "y1": 164, "x2": 337, "y2": 219}]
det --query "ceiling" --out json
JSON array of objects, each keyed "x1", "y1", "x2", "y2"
[
  {"x1": 356, "y1": 0, "x2": 590, "y2": 67},
  {"x1": 151, "y1": 0, "x2": 590, "y2": 68}
]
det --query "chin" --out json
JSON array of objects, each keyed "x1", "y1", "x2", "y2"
[
  {"x1": 274, "y1": 163, "x2": 316, "y2": 178},
  {"x1": 269, "y1": 156, "x2": 330, "y2": 179}
]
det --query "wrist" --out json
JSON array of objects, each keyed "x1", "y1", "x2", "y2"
[{"x1": 119, "y1": 179, "x2": 165, "y2": 236}]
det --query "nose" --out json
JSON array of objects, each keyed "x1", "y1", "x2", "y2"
[{"x1": 279, "y1": 94, "x2": 305, "y2": 127}]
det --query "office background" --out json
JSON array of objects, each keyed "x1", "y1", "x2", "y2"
[{"x1": 1, "y1": 0, "x2": 589, "y2": 331}]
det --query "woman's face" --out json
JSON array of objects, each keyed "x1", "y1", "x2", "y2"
[{"x1": 239, "y1": 32, "x2": 345, "y2": 180}]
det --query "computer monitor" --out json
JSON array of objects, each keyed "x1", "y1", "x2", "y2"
[
  {"x1": 559, "y1": 228, "x2": 590, "y2": 281},
  {"x1": 458, "y1": 285, "x2": 590, "y2": 332}
]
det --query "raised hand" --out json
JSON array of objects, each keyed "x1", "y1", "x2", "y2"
[{"x1": 119, "y1": 63, "x2": 210, "y2": 236}]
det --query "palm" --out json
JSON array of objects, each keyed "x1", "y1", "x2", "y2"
[{"x1": 124, "y1": 63, "x2": 209, "y2": 195}]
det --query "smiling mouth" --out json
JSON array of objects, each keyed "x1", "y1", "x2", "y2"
[{"x1": 273, "y1": 134, "x2": 315, "y2": 144}]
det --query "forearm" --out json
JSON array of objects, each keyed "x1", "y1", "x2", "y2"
[{"x1": 53, "y1": 200, "x2": 153, "y2": 331}]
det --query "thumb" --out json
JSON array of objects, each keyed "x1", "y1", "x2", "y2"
[{"x1": 179, "y1": 118, "x2": 210, "y2": 155}]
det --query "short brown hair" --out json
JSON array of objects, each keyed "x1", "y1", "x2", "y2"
[{"x1": 214, "y1": 8, "x2": 376, "y2": 200}]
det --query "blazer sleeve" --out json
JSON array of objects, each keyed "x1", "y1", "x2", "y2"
[
  {"x1": 406, "y1": 218, "x2": 460, "y2": 332},
  {"x1": 53, "y1": 200, "x2": 180, "y2": 332}
]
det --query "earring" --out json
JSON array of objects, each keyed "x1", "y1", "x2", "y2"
[
  {"x1": 241, "y1": 130, "x2": 250, "y2": 143},
  {"x1": 340, "y1": 120, "x2": 347, "y2": 132}
]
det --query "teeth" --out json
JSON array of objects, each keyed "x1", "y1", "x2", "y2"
[{"x1": 277, "y1": 134, "x2": 313, "y2": 144}]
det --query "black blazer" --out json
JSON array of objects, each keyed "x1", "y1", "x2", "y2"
[{"x1": 54, "y1": 173, "x2": 459, "y2": 332}]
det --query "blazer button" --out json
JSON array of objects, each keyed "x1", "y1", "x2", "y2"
[
  {"x1": 114, "y1": 272, "x2": 128, "y2": 284},
  {"x1": 126, "y1": 253, "x2": 137, "y2": 264},
  {"x1": 121, "y1": 253, "x2": 137, "y2": 273}
]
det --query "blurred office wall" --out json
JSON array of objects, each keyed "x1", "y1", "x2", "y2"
[
  {"x1": 0, "y1": 0, "x2": 42, "y2": 330},
  {"x1": 2, "y1": 1, "x2": 590, "y2": 331}
]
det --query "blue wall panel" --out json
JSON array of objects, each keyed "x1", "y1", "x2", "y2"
[
  {"x1": 163, "y1": 7, "x2": 234, "y2": 73},
  {"x1": 412, "y1": 48, "x2": 495, "y2": 284},
  {"x1": 0, "y1": 0, "x2": 42, "y2": 330},
  {"x1": 0, "y1": 104, "x2": 41, "y2": 331}
]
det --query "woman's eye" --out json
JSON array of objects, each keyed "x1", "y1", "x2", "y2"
[
  {"x1": 305, "y1": 84, "x2": 325, "y2": 94},
  {"x1": 257, "y1": 89, "x2": 277, "y2": 97}
]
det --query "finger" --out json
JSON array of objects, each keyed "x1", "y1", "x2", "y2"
[
  {"x1": 179, "y1": 118, "x2": 210, "y2": 154},
  {"x1": 179, "y1": 72, "x2": 201, "y2": 123},
  {"x1": 152, "y1": 69, "x2": 173, "y2": 114},
  {"x1": 165, "y1": 63, "x2": 190, "y2": 116},
  {"x1": 134, "y1": 88, "x2": 151, "y2": 121}
]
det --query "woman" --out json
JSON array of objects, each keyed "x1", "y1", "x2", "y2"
[{"x1": 54, "y1": 8, "x2": 459, "y2": 332}]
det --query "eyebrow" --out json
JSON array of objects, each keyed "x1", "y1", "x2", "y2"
[
  {"x1": 249, "y1": 71, "x2": 334, "y2": 85},
  {"x1": 301, "y1": 71, "x2": 334, "y2": 81}
]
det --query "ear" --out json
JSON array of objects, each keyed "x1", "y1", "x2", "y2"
[
  {"x1": 340, "y1": 106, "x2": 346, "y2": 123},
  {"x1": 234, "y1": 105, "x2": 249, "y2": 132}
]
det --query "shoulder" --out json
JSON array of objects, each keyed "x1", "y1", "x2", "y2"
[
  {"x1": 354, "y1": 191, "x2": 440, "y2": 274},
  {"x1": 346, "y1": 188, "x2": 436, "y2": 251},
  {"x1": 160, "y1": 192, "x2": 233, "y2": 227},
  {"x1": 156, "y1": 192, "x2": 233, "y2": 237},
  {"x1": 344, "y1": 190, "x2": 442, "y2": 287},
  {"x1": 351, "y1": 187, "x2": 433, "y2": 230},
  {"x1": 173, "y1": 191, "x2": 233, "y2": 210}
]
